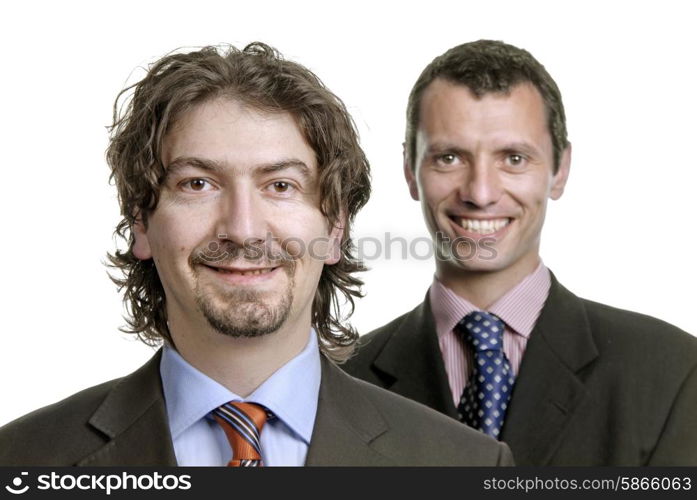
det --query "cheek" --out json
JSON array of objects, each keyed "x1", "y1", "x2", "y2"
[
  {"x1": 147, "y1": 214, "x2": 209, "y2": 264},
  {"x1": 505, "y1": 174, "x2": 551, "y2": 210},
  {"x1": 419, "y1": 171, "x2": 458, "y2": 206},
  {"x1": 268, "y1": 209, "x2": 330, "y2": 257},
  {"x1": 420, "y1": 185, "x2": 453, "y2": 227},
  {"x1": 507, "y1": 184, "x2": 551, "y2": 239}
]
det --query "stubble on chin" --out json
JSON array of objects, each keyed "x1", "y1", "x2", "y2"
[
  {"x1": 187, "y1": 239, "x2": 299, "y2": 338},
  {"x1": 192, "y1": 266, "x2": 295, "y2": 339}
]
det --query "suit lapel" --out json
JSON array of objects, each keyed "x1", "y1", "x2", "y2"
[
  {"x1": 79, "y1": 350, "x2": 396, "y2": 466},
  {"x1": 305, "y1": 357, "x2": 394, "y2": 465},
  {"x1": 371, "y1": 296, "x2": 458, "y2": 418},
  {"x1": 78, "y1": 350, "x2": 177, "y2": 466},
  {"x1": 501, "y1": 275, "x2": 598, "y2": 465}
]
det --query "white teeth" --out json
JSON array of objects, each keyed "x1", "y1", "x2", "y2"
[{"x1": 458, "y1": 218, "x2": 510, "y2": 234}]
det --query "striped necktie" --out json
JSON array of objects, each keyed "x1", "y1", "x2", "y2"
[
  {"x1": 455, "y1": 311, "x2": 515, "y2": 439},
  {"x1": 212, "y1": 402, "x2": 270, "y2": 467}
]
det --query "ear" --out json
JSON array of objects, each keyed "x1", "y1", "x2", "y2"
[
  {"x1": 325, "y1": 211, "x2": 346, "y2": 266},
  {"x1": 403, "y1": 143, "x2": 419, "y2": 201},
  {"x1": 550, "y1": 144, "x2": 572, "y2": 200},
  {"x1": 132, "y1": 210, "x2": 153, "y2": 260}
]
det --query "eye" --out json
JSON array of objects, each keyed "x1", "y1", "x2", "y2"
[
  {"x1": 437, "y1": 153, "x2": 458, "y2": 165},
  {"x1": 181, "y1": 178, "x2": 213, "y2": 192},
  {"x1": 268, "y1": 181, "x2": 295, "y2": 194},
  {"x1": 505, "y1": 154, "x2": 526, "y2": 167}
]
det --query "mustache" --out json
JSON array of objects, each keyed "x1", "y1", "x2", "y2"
[{"x1": 190, "y1": 239, "x2": 295, "y2": 268}]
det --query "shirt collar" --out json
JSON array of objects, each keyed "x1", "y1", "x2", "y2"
[
  {"x1": 430, "y1": 262, "x2": 551, "y2": 338},
  {"x1": 160, "y1": 331, "x2": 321, "y2": 445}
]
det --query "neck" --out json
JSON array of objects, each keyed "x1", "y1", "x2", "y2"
[
  {"x1": 167, "y1": 310, "x2": 312, "y2": 398},
  {"x1": 436, "y1": 255, "x2": 541, "y2": 309}
]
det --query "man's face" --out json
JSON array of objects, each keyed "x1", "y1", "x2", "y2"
[
  {"x1": 406, "y1": 79, "x2": 570, "y2": 282},
  {"x1": 132, "y1": 98, "x2": 341, "y2": 342}
]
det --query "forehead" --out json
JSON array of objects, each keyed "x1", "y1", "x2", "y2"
[
  {"x1": 162, "y1": 98, "x2": 317, "y2": 173},
  {"x1": 417, "y1": 79, "x2": 551, "y2": 149}
]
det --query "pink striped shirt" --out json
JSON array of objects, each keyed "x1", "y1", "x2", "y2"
[{"x1": 430, "y1": 262, "x2": 551, "y2": 406}]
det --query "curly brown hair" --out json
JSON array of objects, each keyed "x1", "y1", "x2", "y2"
[
  {"x1": 406, "y1": 39, "x2": 569, "y2": 173},
  {"x1": 106, "y1": 43, "x2": 371, "y2": 362}
]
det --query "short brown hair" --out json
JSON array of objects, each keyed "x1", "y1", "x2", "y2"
[
  {"x1": 106, "y1": 43, "x2": 371, "y2": 362},
  {"x1": 406, "y1": 39, "x2": 568, "y2": 172}
]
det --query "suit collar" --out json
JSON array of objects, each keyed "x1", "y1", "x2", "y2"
[
  {"x1": 430, "y1": 262, "x2": 551, "y2": 339},
  {"x1": 501, "y1": 273, "x2": 599, "y2": 464},
  {"x1": 79, "y1": 350, "x2": 177, "y2": 466},
  {"x1": 362, "y1": 274, "x2": 599, "y2": 465},
  {"x1": 80, "y1": 347, "x2": 395, "y2": 466},
  {"x1": 370, "y1": 296, "x2": 458, "y2": 418},
  {"x1": 160, "y1": 333, "x2": 320, "y2": 445},
  {"x1": 305, "y1": 356, "x2": 393, "y2": 465}
]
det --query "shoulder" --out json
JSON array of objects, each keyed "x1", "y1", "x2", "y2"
[
  {"x1": 554, "y1": 289, "x2": 697, "y2": 434},
  {"x1": 338, "y1": 367, "x2": 513, "y2": 465},
  {"x1": 343, "y1": 303, "x2": 423, "y2": 376},
  {"x1": 581, "y1": 297, "x2": 697, "y2": 365},
  {"x1": 544, "y1": 277, "x2": 697, "y2": 375},
  {"x1": 0, "y1": 378, "x2": 121, "y2": 465},
  {"x1": 356, "y1": 308, "x2": 414, "y2": 354}
]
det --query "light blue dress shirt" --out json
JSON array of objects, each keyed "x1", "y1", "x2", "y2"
[{"x1": 160, "y1": 331, "x2": 321, "y2": 466}]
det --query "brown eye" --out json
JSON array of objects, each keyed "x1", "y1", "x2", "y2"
[
  {"x1": 273, "y1": 181, "x2": 290, "y2": 192},
  {"x1": 188, "y1": 179, "x2": 208, "y2": 191}
]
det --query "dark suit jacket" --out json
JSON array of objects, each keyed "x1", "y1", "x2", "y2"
[
  {"x1": 343, "y1": 275, "x2": 697, "y2": 465},
  {"x1": 0, "y1": 351, "x2": 512, "y2": 466}
]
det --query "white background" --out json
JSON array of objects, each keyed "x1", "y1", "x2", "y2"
[{"x1": 1, "y1": 0, "x2": 695, "y2": 426}]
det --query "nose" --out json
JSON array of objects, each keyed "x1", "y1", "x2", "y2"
[
  {"x1": 459, "y1": 160, "x2": 503, "y2": 208},
  {"x1": 216, "y1": 185, "x2": 268, "y2": 247}
]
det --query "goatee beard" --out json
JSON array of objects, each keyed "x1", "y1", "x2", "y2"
[
  {"x1": 195, "y1": 279, "x2": 294, "y2": 338},
  {"x1": 190, "y1": 243, "x2": 296, "y2": 338}
]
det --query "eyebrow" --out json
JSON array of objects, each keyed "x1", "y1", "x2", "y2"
[
  {"x1": 496, "y1": 142, "x2": 542, "y2": 157},
  {"x1": 163, "y1": 157, "x2": 313, "y2": 181},
  {"x1": 425, "y1": 143, "x2": 468, "y2": 156},
  {"x1": 426, "y1": 141, "x2": 542, "y2": 158},
  {"x1": 255, "y1": 159, "x2": 312, "y2": 180},
  {"x1": 164, "y1": 157, "x2": 225, "y2": 179}
]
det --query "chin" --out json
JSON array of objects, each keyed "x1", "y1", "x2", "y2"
[
  {"x1": 194, "y1": 281, "x2": 294, "y2": 338},
  {"x1": 452, "y1": 259, "x2": 504, "y2": 274},
  {"x1": 201, "y1": 298, "x2": 292, "y2": 338},
  {"x1": 441, "y1": 246, "x2": 512, "y2": 272}
]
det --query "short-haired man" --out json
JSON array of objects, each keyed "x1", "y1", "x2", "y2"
[
  {"x1": 344, "y1": 40, "x2": 697, "y2": 465},
  {"x1": 0, "y1": 43, "x2": 512, "y2": 466}
]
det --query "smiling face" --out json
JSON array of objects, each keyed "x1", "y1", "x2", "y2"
[
  {"x1": 132, "y1": 98, "x2": 341, "y2": 344},
  {"x1": 406, "y1": 79, "x2": 570, "y2": 288}
]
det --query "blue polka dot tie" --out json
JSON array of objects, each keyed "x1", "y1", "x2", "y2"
[{"x1": 455, "y1": 311, "x2": 515, "y2": 439}]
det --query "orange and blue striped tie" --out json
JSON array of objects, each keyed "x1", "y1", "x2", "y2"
[{"x1": 212, "y1": 402, "x2": 269, "y2": 467}]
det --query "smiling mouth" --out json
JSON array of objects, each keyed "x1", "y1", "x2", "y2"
[
  {"x1": 451, "y1": 217, "x2": 511, "y2": 235},
  {"x1": 205, "y1": 265, "x2": 279, "y2": 276}
]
